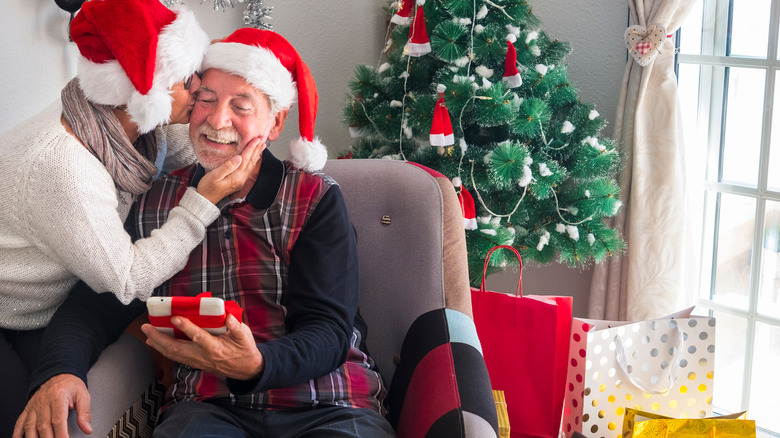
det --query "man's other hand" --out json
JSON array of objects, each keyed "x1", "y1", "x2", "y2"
[
  {"x1": 141, "y1": 314, "x2": 263, "y2": 381},
  {"x1": 13, "y1": 374, "x2": 92, "y2": 438}
]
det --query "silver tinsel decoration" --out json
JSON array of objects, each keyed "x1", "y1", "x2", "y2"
[
  {"x1": 159, "y1": 0, "x2": 272, "y2": 30},
  {"x1": 243, "y1": 0, "x2": 273, "y2": 30}
]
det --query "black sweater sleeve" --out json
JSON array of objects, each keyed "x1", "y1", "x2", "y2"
[
  {"x1": 226, "y1": 185, "x2": 360, "y2": 393},
  {"x1": 27, "y1": 281, "x2": 145, "y2": 397}
]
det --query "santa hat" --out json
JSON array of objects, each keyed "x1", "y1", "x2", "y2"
[
  {"x1": 391, "y1": 0, "x2": 414, "y2": 25},
  {"x1": 502, "y1": 34, "x2": 523, "y2": 88},
  {"x1": 202, "y1": 28, "x2": 327, "y2": 172},
  {"x1": 430, "y1": 85, "x2": 454, "y2": 147},
  {"x1": 452, "y1": 177, "x2": 478, "y2": 230},
  {"x1": 70, "y1": 0, "x2": 209, "y2": 134},
  {"x1": 406, "y1": 5, "x2": 431, "y2": 57}
]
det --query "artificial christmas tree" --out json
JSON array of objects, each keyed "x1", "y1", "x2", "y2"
[{"x1": 342, "y1": 0, "x2": 624, "y2": 283}]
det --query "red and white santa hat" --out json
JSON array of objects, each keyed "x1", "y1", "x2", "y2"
[
  {"x1": 502, "y1": 34, "x2": 523, "y2": 88},
  {"x1": 430, "y1": 85, "x2": 454, "y2": 147},
  {"x1": 70, "y1": 0, "x2": 209, "y2": 134},
  {"x1": 202, "y1": 28, "x2": 327, "y2": 172},
  {"x1": 407, "y1": 5, "x2": 431, "y2": 57},
  {"x1": 391, "y1": 0, "x2": 414, "y2": 25},
  {"x1": 452, "y1": 177, "x2": 478, "y2": 230}
]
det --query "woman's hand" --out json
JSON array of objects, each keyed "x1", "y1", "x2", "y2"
[{"x1": 195, "y1": 139, "x2": 263, "y2": 204}]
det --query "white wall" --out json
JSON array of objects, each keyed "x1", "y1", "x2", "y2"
[
  {"x1": 0, "y1": 0, "x2": 627, "y2": 317},
  {"x1": 1, "y1": 1, "x2": 79, "y2": 131}
]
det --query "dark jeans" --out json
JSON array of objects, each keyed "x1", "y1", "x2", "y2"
[
  {"x1": 0, "y1": 328, "x2": 45, "y2": 437},
  {"x1": 154, "y1": 400, "x2": 396, "y2": 438}
]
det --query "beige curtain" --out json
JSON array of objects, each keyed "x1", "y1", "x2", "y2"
[{"x1": 589, "y1": 0, "x2": 698, "y2": 321}]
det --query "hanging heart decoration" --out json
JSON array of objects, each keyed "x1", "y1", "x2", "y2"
[{"x1": 624, "y1": 24, "x2": 667, "y2": 67}]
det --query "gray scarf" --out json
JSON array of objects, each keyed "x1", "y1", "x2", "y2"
[{"x1": 61, "y1": 78, "x2": 158, "y2": 195}]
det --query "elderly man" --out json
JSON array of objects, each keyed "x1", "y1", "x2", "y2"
[{"x1": 15, "y1": 29, "x2": 394, "y2": 438}]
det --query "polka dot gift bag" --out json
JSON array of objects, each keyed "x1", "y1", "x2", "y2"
[{"x1": 561, "y1": 308, "x2": 716, "y2": 438}]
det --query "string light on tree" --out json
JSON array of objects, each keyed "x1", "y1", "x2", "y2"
[{"x1": 341, "y1": 0, "x2": 624, "y2": 283}]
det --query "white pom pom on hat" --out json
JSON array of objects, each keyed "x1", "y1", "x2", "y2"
[
  {"x1": 70, "y1": 0, "x2": 209, "y2": 134},
  {"x1": 203, "y1": 28, "x2": 327, "y2": 172}
]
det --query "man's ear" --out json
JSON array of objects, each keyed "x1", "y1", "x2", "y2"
[{"x1": 267, "y1": 109, "x2": 289, "y2": 142}]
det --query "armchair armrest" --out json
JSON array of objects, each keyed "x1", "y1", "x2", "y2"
[{"x1": 68, "y1": 332, "x2": 157, "y2": 437}]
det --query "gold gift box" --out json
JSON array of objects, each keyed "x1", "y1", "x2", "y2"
[
  {"x1": 622, "y1": 408, "x2": 756, "y2": 437},
  {"x1": 493, "y1": 390, "x2": 510, "y2": 438}
]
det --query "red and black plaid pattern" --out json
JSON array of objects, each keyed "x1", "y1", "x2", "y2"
[{"x1": 130, "y1": 162, "x2": 385, "y2": 414}]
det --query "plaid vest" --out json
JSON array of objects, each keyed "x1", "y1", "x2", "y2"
[{"x1": 131, "y1": 160, "x2": 386, "y2": 413}]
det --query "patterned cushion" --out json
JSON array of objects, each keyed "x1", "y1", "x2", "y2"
[
  {"x1": 106, "y1": 381, "x2": 164, "y2": 438},
  {"x1": 388, "y1": 309, "x2": 498, "y2": 437}
]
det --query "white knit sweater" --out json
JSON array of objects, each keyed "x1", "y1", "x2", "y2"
[{"x1": 0, "y1": 101, "x2": 220, "y2": 330}]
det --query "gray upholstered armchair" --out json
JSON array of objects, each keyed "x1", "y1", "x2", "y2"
[{"x1": 69, "y1": 159, "x2": 499, "y2": 437}]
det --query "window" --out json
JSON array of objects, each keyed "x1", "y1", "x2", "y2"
[{"x1": 677, "y1": 0, "x2": 780, "y2": 436}]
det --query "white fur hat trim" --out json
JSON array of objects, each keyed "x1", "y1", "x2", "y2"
[
  {"x1": 76, "y1": 6, "x2": 209, "y2": 134},
  {"x1": 202, "y1": 42, "x2": 297, "y2": 111}
]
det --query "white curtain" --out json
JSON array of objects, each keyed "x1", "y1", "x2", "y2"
[{"x1": 589, "y1": 0, "x2": 699, "y2": 321}]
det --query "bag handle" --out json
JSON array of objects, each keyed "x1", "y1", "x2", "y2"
[
  {"x1": 613, "y1": 326, "x2": 683, "y2": 395},
  {"x1": 479, "y1": 245, "x2": 523, "y2": 297}
]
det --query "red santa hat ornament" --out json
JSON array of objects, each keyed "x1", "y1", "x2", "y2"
[
  {"x1": 430, "y1": 85, "x2": 454, "y2": 147},
  {"x1": 203, "y1": 28, "x2": 327, "y2": 172},
  {"x1": 391, "y1": 0, "x2": 414, "y2": 25},
  {"x1": 502, "y1": 34, "x2": 523, "y2": 88},
  {"x1": 452, "y1": 177, "x2": 478, "y2": 230},
  {"x1": 406, "y1": 5, "x2": 431, "y2": 57},
  {"x1": 70, "y1": 0, "x2": 209, "y2": 134}
]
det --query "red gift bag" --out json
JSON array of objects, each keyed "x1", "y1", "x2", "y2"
[{"x1": 471, "y1": 246, "x2": 573, "y2": 438}]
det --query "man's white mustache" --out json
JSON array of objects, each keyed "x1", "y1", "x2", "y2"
[{"x1": 199, "y1": 125, "x2": 240, "y2": 144}]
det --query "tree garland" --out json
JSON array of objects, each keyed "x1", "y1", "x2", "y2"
[{"x1": 160, "y1": 0, "x2": 272, "y2": 30}]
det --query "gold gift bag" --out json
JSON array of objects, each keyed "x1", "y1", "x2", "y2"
[
  {"x1": 622, "y1": 408, "x2": 756, "y2": 437},
  {"x1": 493, "y1": 390, "x2": 511, "y2": 438}
]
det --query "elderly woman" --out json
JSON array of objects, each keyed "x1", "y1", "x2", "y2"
[{"x1": 0, "y1": 1, "x2": 260, "y2": 433}]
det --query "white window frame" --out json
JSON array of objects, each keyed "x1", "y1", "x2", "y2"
[{"x1": 677, "y1": 0, "x2": 780, "y2": 436}]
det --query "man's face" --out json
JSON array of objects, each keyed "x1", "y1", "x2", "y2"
[{"x1": 189, "y1": 68, "x2": 286, "y2": 171}]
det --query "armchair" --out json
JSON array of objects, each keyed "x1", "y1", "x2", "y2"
[{"x1": 69, "y1": 159, "x2": 499, "y2": 437}]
